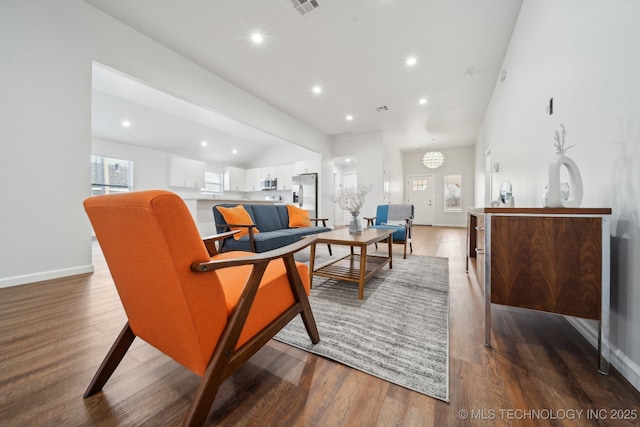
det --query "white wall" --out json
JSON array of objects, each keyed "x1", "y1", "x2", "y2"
[
  {"x1": 93, "y1": 138, "x2": 170, "y2": 190},
  {"x1": 0, "y1": 0, "x2": 332, "y2": 287},
  {"x1": 382, "y1": 137, "x2": 405, "y2": 204},
  {"x1": 245, "y1": 144, "x2": 316, "y2": 168},
  {"x1": 1, "y1": 1, "x2": 94, "y2": 287},
  {"x1": 476, "y1": 0, "x2": 640, "y2": 390},
  {"x1": 93, "y1": 138, "x2": 213, "y2": 198},
  {"x1": 330, "y1": 164, "x2": 359, "y2": 227},
  {"x1": 404, "y1": 147, "x2": 475, "y2": 227},
  {"x1": 332, "y1": 132, "x2": 385, "y2": 221}
]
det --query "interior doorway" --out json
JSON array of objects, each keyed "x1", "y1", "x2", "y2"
[{"x1": 406, "y1": 174, "x2": 435, "y2": 225}]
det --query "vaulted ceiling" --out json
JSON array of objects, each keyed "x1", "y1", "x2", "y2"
[{"x1": 86, "y1": 0, "x2": 522, "y2": 164}]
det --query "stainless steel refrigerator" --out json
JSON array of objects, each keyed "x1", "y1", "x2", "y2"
[{"x1": 292, "y1": 173, "x2": 318, "y2": 218}]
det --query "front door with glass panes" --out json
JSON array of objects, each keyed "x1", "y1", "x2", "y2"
[{"x1": 406, "y1": 175, "x2": 434, "y2": 225}]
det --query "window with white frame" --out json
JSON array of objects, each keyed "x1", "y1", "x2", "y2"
[
  {"x1": 202, "y1": 171, "x2": 224, "y2": 196},
  {"x1": 91, "y1": 155, "x2": 133, "y2": 195},
  {"x1": 443, "y1": 174, "x2": 462, "y2": 212}
]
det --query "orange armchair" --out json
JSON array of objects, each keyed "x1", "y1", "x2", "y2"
[{"x1": 82, "y1": 190, "x2": 319, "y2": 426}]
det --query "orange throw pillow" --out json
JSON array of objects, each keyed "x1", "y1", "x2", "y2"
[
  {"x1": 217, "y1": 205, "x2": 259, "y2": 240},
  {"x1": 287, "y1": 204, "x2": 311, "y2": 228}
]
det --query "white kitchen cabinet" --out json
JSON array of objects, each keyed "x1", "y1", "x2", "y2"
[
  {"x1": 169, "y1": 156, "x2": 205, "y2": 188},
  {"x1": 168, "y1": 157, "x2": 187, "y2": 187},
  {"x1": 244, "y1": 168, "x2": 261, "y2": 192},
  {"x1": 224, "y1": 166, "x2": 246, "y2": 191},
  {"x1": 276, "y1": 164, "x2": 295, "y2": 190},
  {"x1": 261, "y1": 166, "x2": 277, "y2": 180},
  {"x1": 189, "y1": 160, "x2": 206, "y2": 189},
  {"x1": 245, "y1": 166, "x2": 280, "y2": 191}
]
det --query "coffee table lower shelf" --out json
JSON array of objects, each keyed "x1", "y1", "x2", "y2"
[{"x1": 312, "y1": 254, "x2": 390, "y2": 286}]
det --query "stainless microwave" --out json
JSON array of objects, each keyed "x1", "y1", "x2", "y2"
[{"x1": 259, "y1": 178, "x2": 277, "y2": 190}]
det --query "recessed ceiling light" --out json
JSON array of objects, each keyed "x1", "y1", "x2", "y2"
[
  {"x1": 201, "y1": 141, "x2": 208, "y2": 147},
  {"x1": 345, "y1": 158, "x2": 352, "y2": 163},
  {"x1": 346, "y1": 115, "x2": 353, "y2": 121},
  {"x1": 419, "y1": 98, "x2": 427, "y2": 105},
  {"x1": 121, "y1": 120, "x2": 131, "y2": 128},
  {"x1": 232, "y1": 149, "x2": 238, "y2": 154},
  {"x1": 312, "y1": 85, "x2": 322, "y2": 95},
  {"x1": 406, "y1": 56, "x2": 417, "y2": 67},
  {"x1": 251, "y1": 32, "x2": 263, "y2": 44}
]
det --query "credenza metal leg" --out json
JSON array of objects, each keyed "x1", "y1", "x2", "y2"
[
  {"x1": 484, "y1": 215, "x2": 492, "y2": 347},
  {"x1": 598, "y1": 216, "x2": 610, "y2": 374}
]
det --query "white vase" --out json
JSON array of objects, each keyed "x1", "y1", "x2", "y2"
[{"x1": 547, "y1": 153, "x2": 583, "y2": 208}]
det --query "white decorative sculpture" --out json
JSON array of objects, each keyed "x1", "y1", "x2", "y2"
[
  {"x1": 546, "y1": 124, "x2": 583, "y2": 208},
  {"x1": 499, "y1": 181, "x2": 515, "y2": 207}
]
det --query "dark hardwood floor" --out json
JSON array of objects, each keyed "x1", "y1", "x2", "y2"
[{"x1": 1, "y1": 226, "x2": 638, "y2": 426}]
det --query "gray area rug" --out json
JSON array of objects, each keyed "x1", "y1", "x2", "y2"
[{"x1": 276, "y1": 247, "x2": 450, "y2": 402}]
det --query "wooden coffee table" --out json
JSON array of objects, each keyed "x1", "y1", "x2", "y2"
[{"x1": 308, "y1": 228, "x2": 394, "y2": 299}]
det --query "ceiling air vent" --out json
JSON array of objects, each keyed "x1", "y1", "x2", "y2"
[
  {"x1": 290, "y1": 0, "x2": 320, "y2": 16},
  {"x1": 376, "y1": 105, "x2": 389, "y2": 112}
]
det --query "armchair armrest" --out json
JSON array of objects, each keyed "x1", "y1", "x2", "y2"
[
  {"x1": 388, "y1": 218, "x2": 413, "y2": 226},
  {"x1": 202, "y1": 230, "x2": 240, "y2": 257},
  {"x1": 216, "y1": 223, "x2": 257, "y2": 229},
  {"x1": 215, "y1": 223, "x2": 259, "y2": 252},
  {"x1": 310, "y1": 217, "x2": 329, "y2": 227},
  {"x1": 191, "y1": 236, "x2": 317, "y2": 272}
]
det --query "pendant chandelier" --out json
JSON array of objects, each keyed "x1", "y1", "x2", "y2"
[{"x1": 422, "y1": 151, "x2": 445, "y2": 168}]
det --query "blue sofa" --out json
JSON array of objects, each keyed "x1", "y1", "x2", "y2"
[{"x1": 213, "y1": 203, "x2": 331, "y2": 253}]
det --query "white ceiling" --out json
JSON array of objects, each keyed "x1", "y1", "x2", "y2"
[
  {"x1": 92, "y1": 64, "x2": 286, "y2": 165},
  {"x1": 86, "y1": 0, "x2": 523, "y2": 163}
]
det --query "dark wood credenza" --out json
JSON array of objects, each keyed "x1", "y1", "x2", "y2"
[{"x1": 466, "y1": 207, "x2": 612, "y2": 374}]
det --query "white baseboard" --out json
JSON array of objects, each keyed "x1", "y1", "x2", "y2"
[
  {"x1": 432, "y1": 223, "x2": 467, "y2": 228},
  {"x1": 0, "y1": 264, "x2": 94, "y2": 289},
  {"x1": 567, "y1": 317, "x2": 640, "y2": 393}
]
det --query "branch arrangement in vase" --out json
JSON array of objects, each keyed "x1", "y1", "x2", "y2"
[
  {"x1": 329, "y1": 184, "x2": 371, "y2": 214},
  {"x1": 553, "y1": 124, "x2": 576, "y2": 154}
]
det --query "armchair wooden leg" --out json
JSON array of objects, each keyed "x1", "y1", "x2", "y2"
[
  {"x1": 181, "y1": 365, "x2": 226, "y2": 427},
  {"x1": 327, "y1": 244, "x2": 332, "y2": 256},
  {"x1": 299, "y1": 300, "x2": 320, "y2": 344},
  {"x1": 403, "y1": 241, "x2": 407, "y2": 259},
  {"x1": 84, "y1": 323, "x2": 136, "y2": 397},
  {"x1": 283, "y1": 255, "x2": 320, "y2": 344},
  {"x1": 184, "y1": 262, "x2": 271, "y2": 426}
]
